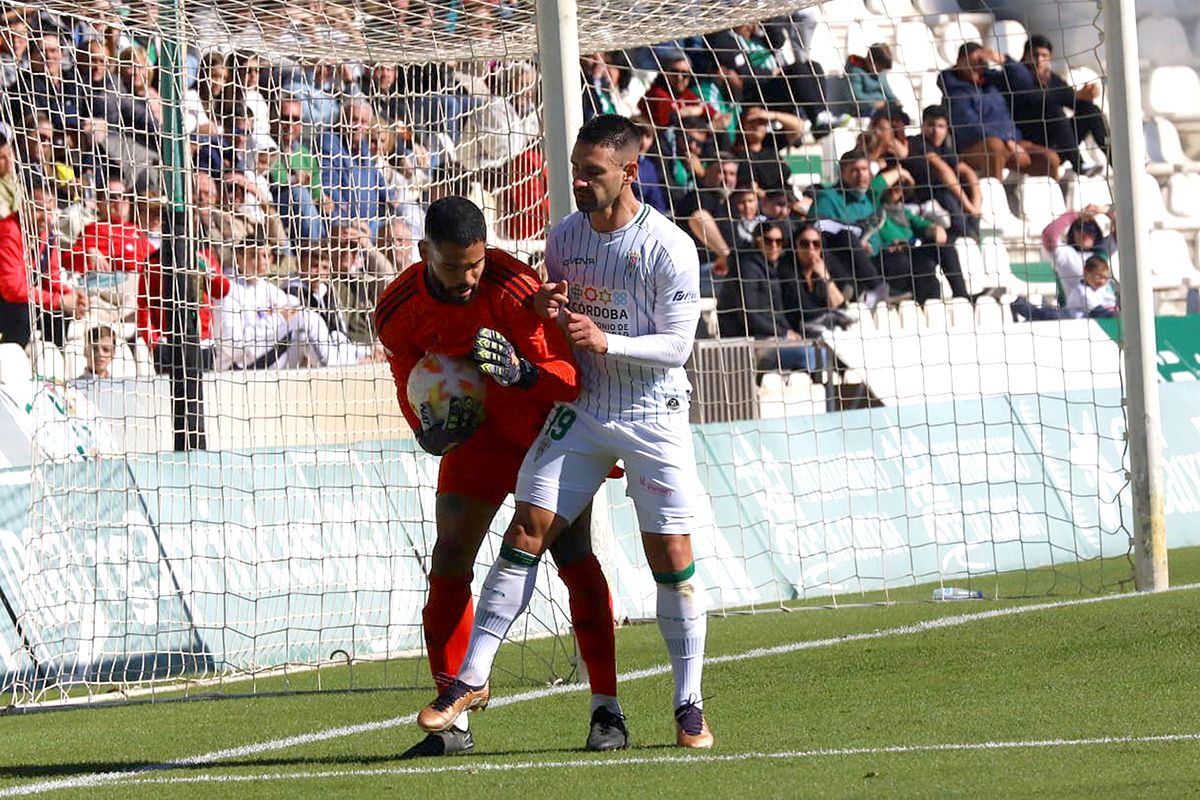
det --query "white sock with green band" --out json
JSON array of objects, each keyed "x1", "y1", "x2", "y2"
[
  {"x1": 457, "y1": 545, "x2": 540, "y2": 688},
  {"x1": 654, "y1": 562, "x2": 707, "y2": 709}
]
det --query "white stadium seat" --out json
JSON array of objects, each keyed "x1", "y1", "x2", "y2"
[
  {"x1": 1168, "y1": 173, "x2": 1200, "y2": 219},
  {"x1": 1146, "y1": 67, "x2": 1200, "y2": 122},
  {"x1": 1066, "y1": 174, "x2": 1114, "y2": 210},
  {"x1": 864, "y1": 0, "x2": 918, "y2": 17},
  {"x1": 986, "y1": 20, "x2": 1029, "y2": 61},
  {"x1": 807, "y1": 23, "x2": 846, "y2": 76},
  {"x1": 1017, "y1": 175, "x2": 1068, "y2": 236},
  {"x1": 913, "y1": 70, "x2": 943, "y2": 110},
  {"x1": 1143, "y1": 118, "x2": 1200, "y2": 175},
  {"x1": 845, "y1": 20, "x2": 888, "y2": 62},
  {"x1": 888, "y1": 74, "x2": 921, "y2": 120},
  {"x1": 818, "y1": 0, "x2": 871, "y2": 24},
  {"x1": 893, "y1": 21, "x2": 942, "y2": 72},
  {"x1": 1137, "y1": 16, "x2": 1193, "y2": 68},
  {"x1": 1148, "y1": 229, "x2": 1200, "y2": 289},
  {"x1": 0, "y1": 342, "x2": 32, "y2": 385},
  {"x1": 1140, "y1": 173, "x2": 1200, "y2": 231},
  {"x1": 934, "y1": 19, "x2": 982, "y2": 67},
  {"x1": 29, "y1": 341, "x2": 67, "y2": 382},
  {"x1": 978, "y1": 178, "x2": 1025, "y2": 240}
]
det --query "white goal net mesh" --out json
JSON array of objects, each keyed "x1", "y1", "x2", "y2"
[{"x1": 0, "y1": 0, "x2": 1158, "y2": 707}]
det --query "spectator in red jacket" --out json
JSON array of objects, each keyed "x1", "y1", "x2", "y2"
[
  {"x1": 62, "y1": 175, "x2": 152, "y2": 327},
  {"x1": 0, "y1": 158, "x2": 84, "y2": 347},
  {"x1": 639, "y1": 51, "x2": 722, "y2": 129}
]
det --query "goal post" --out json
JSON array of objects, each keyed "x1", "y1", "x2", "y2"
[{"x1": 1101, "y1": 0, "x2": 1167, "y2": 591}]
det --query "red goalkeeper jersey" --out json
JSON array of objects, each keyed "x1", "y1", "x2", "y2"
[{"x1": 375, "y1": 248, "x2": 580, "y2": 450}]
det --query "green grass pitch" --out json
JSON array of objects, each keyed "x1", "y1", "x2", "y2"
[{"x1": 2, "y1": 548, "x2": 1199, "y2": 799}]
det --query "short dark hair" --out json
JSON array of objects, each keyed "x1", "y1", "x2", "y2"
[
  {"x1": 792, "y1": 221, "x2": 821, "y2": 241},
  {"x1": 957, "y1": 41, "x2": 984, "y2": 62},
  {"x1": 839, "y1": 148, "x2": 870, "y2": 169},
  {"x1": 763, "y1": 188, "x2": 790, "y2": 202},
  {"x1": 1027, "y1": 34, "x2": 1053, "y2": 55},
  {"x1": 86, "y1": 324, "x2": 116, "y2": 346},
  {"x1": 868, "y1": 43, "x2": 893, "y2": 71},
  {"x1": 1084, "y1": 254, "x2": 1109, "y2": 272},
  {"x1": 753, "y1": 219, "x2": 789, "y2": 241},
  {"x1": 425, "y1": 196, "x2": 487, "y2": 247},
  {"x1": 576, "y1": 114, "x2": 640, "y2": 153},
  {"x1": 922, "y1": 104, "x2": 949, "y2": 124}
]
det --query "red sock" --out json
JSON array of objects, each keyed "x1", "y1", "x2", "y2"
[
  {"x1": 558, "y1": 555, "x2": 617, "y2": 697},
  {"x1": 423, "y1": 574, "x2": 474, "y2": 692}
]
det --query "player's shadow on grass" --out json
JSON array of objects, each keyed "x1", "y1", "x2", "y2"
[{"x1": 0, "y1": 743, "x2": 683, "y2": 780}]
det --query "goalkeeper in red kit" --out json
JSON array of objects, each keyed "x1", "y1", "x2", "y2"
[{"x1": 375, "y1": 196, "x2": 627, "y2": 757}]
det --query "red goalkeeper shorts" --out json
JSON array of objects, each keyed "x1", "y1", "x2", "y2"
[{"x1": 437, "y1": 425, "x2": 526, "y2": 506}]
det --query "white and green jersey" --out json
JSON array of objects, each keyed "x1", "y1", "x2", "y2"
[{"x1": 547, "y1": 203, "x2": 701, "y2": 422}]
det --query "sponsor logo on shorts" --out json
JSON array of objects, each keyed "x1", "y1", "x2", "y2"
[
  {"x1": 533, "y1": 437, "x2": 551, "y2": 462},
  {"x1": 666, "y1": 397, "x2": 680, "y2": 411},
  {"x1": 672, "y1": 290, "x2": 699, "y2": 302},
  {"x1": 639, "y1": 475, "x2": 674, "y2": 497},
  {"x1": 563, "y1": 256, "x2": 596, "y2": 266}
]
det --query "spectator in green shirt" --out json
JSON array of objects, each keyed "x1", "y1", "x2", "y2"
[{"x1": 269, "y1": 96, "x2": 329, "y2": 244}]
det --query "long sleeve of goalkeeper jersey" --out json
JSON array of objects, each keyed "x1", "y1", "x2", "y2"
[{"x1": 491, "y1": 258, "x2": 580, "y2": 407}]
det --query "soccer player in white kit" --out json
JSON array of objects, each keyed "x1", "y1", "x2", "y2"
[{"x1": 417, "y1": 114, "x2": 713, "y2": 749}]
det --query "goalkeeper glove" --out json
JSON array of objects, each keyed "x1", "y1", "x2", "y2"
[
  {"x1": 473, "y1": 327, "x2": 538, "y2": 389},
  {"x1": 415, "y1": 396, "x2": 483, "y2": 456}
]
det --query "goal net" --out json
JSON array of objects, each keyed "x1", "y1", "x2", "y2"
[{"x1": 0, "y1": 0, "x2": 1147, "y2": 707}]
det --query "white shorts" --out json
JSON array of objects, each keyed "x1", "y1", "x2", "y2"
[{"x1": 516, "y1": 404, "x2": 699, "y2": 535}]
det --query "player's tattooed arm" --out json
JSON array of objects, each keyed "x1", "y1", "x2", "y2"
[{"x1": 472, "y1": 327, "x2": 539, "y2": 389}]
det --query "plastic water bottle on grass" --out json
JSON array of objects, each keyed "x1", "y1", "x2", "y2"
[{"x1": 932, "y1": 587, "x2": 984, "y2": 601}]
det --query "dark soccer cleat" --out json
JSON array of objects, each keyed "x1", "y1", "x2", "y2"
[
  {"x1": 399, "y1": 729, "x2": 475, "y2": 759},
  {"x1": 417, "y1": 679, "x2": 490, "y2": 732},
  {"x1": 674, "y1": 700, "x2": 714, "y2": 749},
  {"x1": 585, "y1": 706, "x2": 629, "y2": 752}
]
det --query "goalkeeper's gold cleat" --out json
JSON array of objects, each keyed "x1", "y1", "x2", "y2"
[
  {"x1": 674, "y1": 701, "x2": 714, "y2": 749},
  {"x1": 417, "y1": 679, "x2": 490, "y2": 732}
]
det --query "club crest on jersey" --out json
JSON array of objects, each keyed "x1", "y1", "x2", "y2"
[{"x1": 625, "y1": 249, "x2": 641, "y2": 274}]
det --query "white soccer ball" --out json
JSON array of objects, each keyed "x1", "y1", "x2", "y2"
[{"x1": 406, "y1": 352, "x2": 487, "y2": 425}]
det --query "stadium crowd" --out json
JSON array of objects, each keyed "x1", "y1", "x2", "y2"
[{"x1": 0, "y1": 1, "x2": 1113, "y2": 376}]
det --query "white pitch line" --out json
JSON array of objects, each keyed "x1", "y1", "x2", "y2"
[
  {"x1": 3, "y1": 582, "x2": 1198, "y2": 798},
  {"x1": 70, "y1": 732, "x2": 1200, "y2": 788}
]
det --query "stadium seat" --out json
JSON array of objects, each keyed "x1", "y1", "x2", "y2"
[
  {"x1": 1146, "y1": 67, "x2": 1200, "y2": 122},
  {"x1": 1167, "y1": 172, "x2": 1200, "y2": 219},
  {"x1": 888, "y1": 74, "x2": 921, "y2": 121},
  {"x1": 818, "y1": 0, "x2": 871, "y2": 24},
  {"x1": 807, "y1": 23, "x2": 846, "y2": 76},
  {"x1": 845, "y1": 20, "x2": 889, "y2": 61},
  {"x1": 1148, "y1": 229, "x2": 1200, "y2": 289},
  {"x1": 1137, "y1": 16, "x2": 1193, "y2": 69},
  {"x1": 977, "y1": 178, "x2": 1025, "y2": 240},
  {"x1": 934, "y1": 19, "x2": 982, "y2": 67},
  {"x1": 819, "y1": 127, "x2": 862, "y2": 184},
  {"x1": 913, "y1": 0, "x2": 967, "y2": 16},
  {"x1": 913, "y1": 70, "x2": 943, "y2": 110},
  {"x1": 893, "y1": 21, "x2": 942, "y2": 72},
  {"x1": 0, "y1": 342, "x2": 32, "y2": 385},
  {"x1": 62, "y1": 341, "x2": 86, "y2": 379},
  {"x1": 1066, "y1": 174, "x2": 1114, "y2": 210},
  {"x1": 986, "y1": 20, "x2": 1028, "y2": 61},
  {"x1": 1140, "y1": 173, "x2": 1200, "y2": 231},
  {"x1": 132, "y1": 337, "x2": 156, "y2": 377},
  {"x1": 29, "y1": 341, "x2": 67, "y2": 382},
  {"x1": 1017, "y1": 176, "x2": 1068, "y2": 236},
  {"x1": 864, "y1": 0, "x2": 918, "y2": 17},
  {"x1": 1143, "y1": 117, "x2": 1200, "y2": 175},
  {"x1": 921, "y1": 298, "x2": 948, "y2": 332},
  {"x1": 972, "y1": 295, "x2": 1004, "y2": 331}
]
